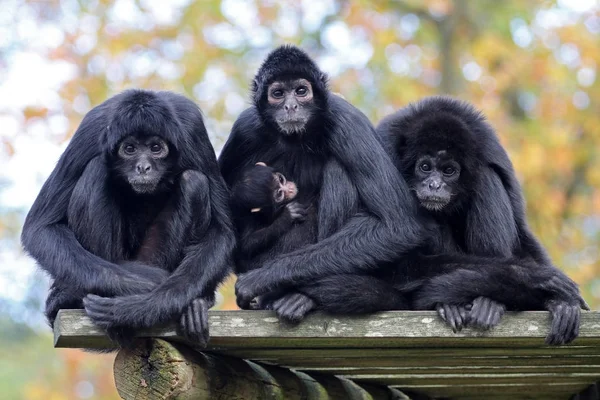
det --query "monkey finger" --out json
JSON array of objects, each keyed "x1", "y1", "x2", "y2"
[
  {"x1": 559, "y1": 306, "x2": 579, "y2": 345},
  {"x1": 200, "y1": 300, "x2": 211, "y2": 347},
  {"x1": 435, "y1": 303, "x2": 447, "y2": 322},
  {"x1": 568, "y1": 306, "x2": 580, "y2": 343},
  {"x1": 179, "y1": 311, "x2": 188, "y2": 336},
  {"x1": 556, "y1": 305, "x2": 576, "y2": 345},
  {"x1": 458, "y1": 305, "x2": 468, "y2": 327},
  {"x1": 274, "y1": 293, "x2": 312, "y2": 323},
  {"x1": 189, "y1": 299, "x2": 209, "y2": 347},
  {"x1": 479, "y1": 298, "x2": 494, "y2": 329},
  {"x1": 490, "y1": 304, "x2": 505, "y2": 327},
  {"x1": 580, "y1": 297, "x2": 591, "y2": 311},
  {"x1": 84, "y1": 294, "x2": 112, "y2": 306},
  {"x1": 83, "y1": 296, "x2": 113, "y2": 316},
  {"x1": 185, "y1": 305, "x2": 197, "y2": 339},
  {"x1": 453, "y1": 306, "x2": 466, "y2": 331},
  {"x1": 470, "y1": 297, "x2": 491, "y2": 329},
  {"x1": 442, "y1": 304, "x2": 459, "y2": 332},
  {"x1": 546, "y1": 303, "x2": 566, "y2": 345}
]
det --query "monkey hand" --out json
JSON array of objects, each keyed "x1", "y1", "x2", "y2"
[
  {"x1": 235, "y1": 269, "x2": 283, "y2": 309},
  {"x1": 286, "y1": 202, "x2": 308, "y2": 222},
  {"x1": 272, "y1": 292, "x2": 316, "y2": 323},
  {"x1": 84, "y1": 294, "x2": 124, "y2": 330},
  {"x1": 435, "y1": 303, "x2": 468, "y2": 332},
  {"x1": 545, "y1": 300, "x2": 580, "y2": 345},
  {"x1": 117, "y1": 262, "x2": 169, "y2": 294},
  {"x1": 466, "y1": 296, "x2": 505, "y2": 330},
  {"x1": 178, "y1": 297, "x2": 215, "y2": 347},
  {"x1": 83, "y1": 293, "x2": 152, "y2": 330}
]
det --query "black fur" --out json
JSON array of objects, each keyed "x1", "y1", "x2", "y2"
[
  {"x1": 219, "y1": 45, "x2": 424, "y2": 321},
  {"x1": 21, "y1": 89, "x2": 235, "y2": 347},
  {"x1": 252, "y1": 44, "x2": 328, "y2": 106},
  {"x1": 231, "y1": 164, "x2": 315, "y2": 275},
  {"x1": 231, "y1": 164, "x2": 281, "y2": 214},
  {"x1": 303, "y1": 96, "x2": 586, "y2": 345}
]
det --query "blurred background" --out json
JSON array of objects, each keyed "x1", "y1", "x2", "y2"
[{"x1": 1, "y1": 0, "x2": 599, "y2": 398}]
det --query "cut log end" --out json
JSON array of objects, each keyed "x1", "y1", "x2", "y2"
[{"x1": 114, "y1": 339, "x2": 199, "y2": 399}]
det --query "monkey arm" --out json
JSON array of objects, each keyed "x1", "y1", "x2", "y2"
[
  {"x1": 239, "y1": 210, "x2": 295, "y2": 257},
  {"x1": 84, "y1": 171, "x2": 235, "y2": 331},
  {"x1": 22, "y1": 129, "x2": 167, "y2": 298}
]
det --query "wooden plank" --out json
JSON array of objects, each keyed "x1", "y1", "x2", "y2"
[
  {"x1": 261, "y1": 355, "x2": 600, "y2": 369},
  {"x1": 350, "y1": 373, "x2": 599, "y2": 386},
  {"x1": 54, "y1": 309, "x2": 600, "y2": 350},
  {"x1": 55, "y1": 309, "x2": 600, "y2": 399},
  {"x1": 297, "y1": 364, "x2": 600, "y2": 376},
  {"x1": 395, "y1": 383, "x2": 591, "y2": 399},
  {"x1": 214, "y1": 347, "x2": 600, "y2": 361}
]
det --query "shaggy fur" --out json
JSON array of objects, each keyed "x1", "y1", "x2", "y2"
[
  {"x1": 22, "y1": 89, "x2": 235, "y2": 347},
  {"x1": 302, "y1": 96, "x2": 587, "y2": 345},
  {"x1": 220, "y1": 45, "x2": 424, "y2": 322}
]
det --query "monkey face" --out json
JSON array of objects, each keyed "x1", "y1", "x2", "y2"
[
  {"x1": 114, "y1": 135, "x2": 173, "y2": 194},
  {"x1": 266, "y1": 78, "x2": 316, "y2": 135},
  {"x1": 413, "y1": 151, "x2": 461, "y2": 212},
  {"x1": 273, "y1": 172, "x2": 298, "y2": 203}
]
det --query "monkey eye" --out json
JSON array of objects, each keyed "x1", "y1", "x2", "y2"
[
  {"x1": 275, "y1": 172, "x2": 286, "y2": 185},
  {"x1": 296, "y1": 86, "x2": 308, "y2": 96},
  {"x1": 150, "y1": 143, "x2": 162, "y2": 153},
  {"x1": 275, "y1": 189, "x2": 285, "y2": 203},
  {"x1": 124, "y1": 144, "x2": 136, "y2": 154},
  {"x1": 271, "y1": 89, "x2": 284, "y2": 99},
  {"x1": 419, "y1": 162, "x2": 432, "y2": 173},
  {"x1": 443, "y1": 166, "x2": 456, "y2": 176}
]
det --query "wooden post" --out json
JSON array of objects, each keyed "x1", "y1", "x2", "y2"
[{"x1": 113, "y1": 338, "x2": 407, "y2": 400}]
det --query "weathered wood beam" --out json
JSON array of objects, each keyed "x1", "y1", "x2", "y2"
[
  {"x1": 54, "y1": 310, "x2": 600, "y2": 399},
  {"x1": 114, "y1": 338, "x2": 409, "y2": 400},
  {"x1": 54, "y1": 309, "x2": 600, "y2": 350}
]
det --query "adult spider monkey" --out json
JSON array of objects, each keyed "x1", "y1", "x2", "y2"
[
  {"x1": 22, "y1": 90, "x2": 235, "y2": 347},
  {"x1": 297, "y1": 96, "x2": 587, "y2": 345},
  {"x1": 219, "y1": 45, "x2": 424, "y2": 321}
]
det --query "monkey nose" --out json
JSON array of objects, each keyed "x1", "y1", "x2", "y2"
[
  {"x1": 284, "y1": 104, "x2": 298, "y2": 111},
  {"x1": 137, "y1": 163, "x2": 151, "y2": 174},
  {"x1": 428, "y1": 181, "x2": 441, "y2": 190}
]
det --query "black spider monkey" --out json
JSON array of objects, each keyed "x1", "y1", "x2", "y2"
[
  {"x1": 22, "y1": 89, "x2": 235, "y2": 347},
  {"x1": 219, "y1": 45, "x2": 424, "y2": 322},
  {"x1": 232, "y1": 162, "x2": 314, "y2": 273},
  {"x1": 231, "y1": 163, "x2": 318, "y2": 317},
  {"x1": 298, "y1": 96, "x2": 587, "y2": 345}
]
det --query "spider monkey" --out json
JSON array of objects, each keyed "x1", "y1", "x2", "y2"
[{"x1": 231, "y1": 162, "x2": 317, "y2": 318}]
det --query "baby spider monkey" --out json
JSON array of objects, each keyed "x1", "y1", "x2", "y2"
[
  {"x1": 231, "y1": 162, "x2": 317, "y2": 317},
  {"x1": 232, "y1": 162, "x2": 315, "y2": 272}
]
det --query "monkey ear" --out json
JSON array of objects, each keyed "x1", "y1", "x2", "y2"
[
  {"x1": 255, "y1": 162, "x2": 267, "y2": 166},
  {"x1": 250, "y1": 208, "x2": 261, "y2": 213},
  {"x1": 251, "y1": 79, "x2": 259, "y2": 93}
]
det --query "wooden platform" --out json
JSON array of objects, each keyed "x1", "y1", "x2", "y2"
[{"x1": 54, "y1": 309, "x2": 600, "y2": 400}]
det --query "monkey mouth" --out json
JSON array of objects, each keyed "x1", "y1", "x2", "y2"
[
  {"x1": 420, "y1": 201, "x2": 449, "y2": 212},
  {"x1": 129, "y1": 179, "x2": 159, "y2": 194},
  {"x1": 277, "y1": 119, "x2": 308, "y2": 134},
  {"x1": 287, "y1": 185, "x2": 298, "y2": 198},
  {"x1": 417, "y1": 194, "x2": 450, "y2": 211}
]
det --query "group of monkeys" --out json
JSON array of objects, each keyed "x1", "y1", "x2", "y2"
[{"x1": 21, "y1": 45, "x2": 587, "y2": 348}]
